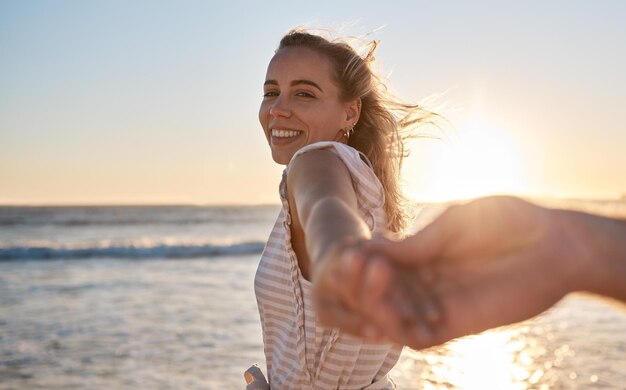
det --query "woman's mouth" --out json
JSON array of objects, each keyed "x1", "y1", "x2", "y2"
[
  {"x1": 270, "y1": 129, "x2": 304, "y2": 145},
  {"x1": 271, "y1": 129, "x2": 303, "y2": 139}
]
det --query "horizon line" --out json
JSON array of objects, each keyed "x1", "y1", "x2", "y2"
[{"x1": 1, "y1": 194, "x2": 625, "y2": 208}]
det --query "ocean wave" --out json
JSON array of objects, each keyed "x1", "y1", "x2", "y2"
[
  {"x1": 0, "y1": 205, "x2": 280, "y2": 227},
  {"x1": 0, "y1": 241, "x2": 266, "y2": 261}
]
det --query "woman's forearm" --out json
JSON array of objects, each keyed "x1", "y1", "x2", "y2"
[{"x1": 304, "y1": 196, "x2": 371, "y2": 265}]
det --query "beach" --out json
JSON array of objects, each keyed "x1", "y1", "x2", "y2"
[{"x1": 1, "y1": 202, "x2": 625, "y2": 389}]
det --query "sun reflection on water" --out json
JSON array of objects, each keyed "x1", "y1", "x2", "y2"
[
  {"x1": 436, "y1": 329, "x2": 543, "y2": 389},
  {"x1": 392, "y1": 323, "x2": 567, "y2": 390}
]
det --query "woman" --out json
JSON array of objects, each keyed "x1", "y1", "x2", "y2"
[{"x1": 249, "y1": 29, "x2": 433, "y2": 389}]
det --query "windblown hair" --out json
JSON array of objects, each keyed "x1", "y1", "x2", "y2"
[{"x1": 278, "y1": 29, "x2": 436, "y2": 234}]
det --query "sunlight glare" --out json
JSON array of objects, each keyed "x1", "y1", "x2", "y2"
[
  {"x1": 440, "y1": 330, "x2": 533, "y2": 389},
  {"x1": 408, "y1": 118, "x2": 527, "y2": 202},
  {"x1": 425, "y1": 328, "x2": 546, "y2": 390}
]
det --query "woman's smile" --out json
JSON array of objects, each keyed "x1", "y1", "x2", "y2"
[
  {"x1": 259, "y1": 46, "x2": 355, "y2": 165},
  {"x1": 272, "y1": 128, "x2": 303, "y2": 138}
]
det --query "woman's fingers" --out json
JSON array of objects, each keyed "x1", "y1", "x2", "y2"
[
  {"x1": 244, "y1": 365, "x2": 269, "y2": 390},
  {"x1": 338, "y1": 247, "x2": 367, "y2": 310},
  {"x1": 360, "y1": 255, "x2": 392, "y2": 313},
  {"x1": 355, "y1": 255, "x2": 441, "y2": 345},
  {"x1": 246, "y1": 380, "x2": 270, "y2": 390}
]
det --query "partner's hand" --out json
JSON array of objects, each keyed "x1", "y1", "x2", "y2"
[{"x1": 325, "y1": 196, "x2": 590, "y2": 350}]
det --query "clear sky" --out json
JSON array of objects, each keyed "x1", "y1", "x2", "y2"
[{"x1": 1, "y1": 0, "x2": 625, "y2": 205}]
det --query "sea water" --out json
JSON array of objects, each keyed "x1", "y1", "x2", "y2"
[{"x1": 1, "y1": 202, "x2": 625, "y2": 389}]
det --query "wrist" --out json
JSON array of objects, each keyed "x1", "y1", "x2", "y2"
[
  {"x1": 579, "y1": 213, "x2": 626, "y2": 300},
  {"x1": 314, "y1": 235, "x2": 365, "y2": 266},
  {"x1": 548, "y1": 209, "x2": 597, "y2": 296},
  {"x1": 551, "y1": 208, "x2": 618, "y2": 297},
  {"x1": 311, "y1": 235, "x2": 366, "y2": 288}
]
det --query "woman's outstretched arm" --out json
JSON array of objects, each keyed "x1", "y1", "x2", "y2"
[{"x1": 286, "y1": 149, "x2": 376, "y2": 330}]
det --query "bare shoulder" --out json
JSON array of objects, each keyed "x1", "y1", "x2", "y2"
[
  {"x1": 287, "y1": 148, "x2": 351, "y2": 182},
  {"x1": 286, "y1": 147, "x2": 357, "y2": 207}
]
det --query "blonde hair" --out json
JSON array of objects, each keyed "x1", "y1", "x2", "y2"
[{"x1": 277, "y1": 29, "x2": 436, "y2": 234}]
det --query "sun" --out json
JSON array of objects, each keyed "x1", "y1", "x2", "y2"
[{"x1": 404, "y1": 117, "x2": 528, "y2": 202}]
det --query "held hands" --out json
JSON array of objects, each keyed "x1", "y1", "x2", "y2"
[
  {"x1": 312, "y1": 237, "x2": 435, "y2": 344},
  {"x1": 313, "y1": 196, "x2": 586, "y2": 349}
]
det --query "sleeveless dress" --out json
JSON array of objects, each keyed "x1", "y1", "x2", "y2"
[{"x1": 254, "y1": 141, "x2": 402, "y2": 389}]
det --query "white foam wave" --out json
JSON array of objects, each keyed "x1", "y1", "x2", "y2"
[{"x1": 0, "y1": 241, "x2": 266, "y2": 260}]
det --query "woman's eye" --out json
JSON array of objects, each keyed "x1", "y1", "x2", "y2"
[
  {"x1": 263, "y1": 91, "x2": 278, "y2": 98},
  {"x1": 296, "y1": 91, "x2": 314, "y2": 98}
]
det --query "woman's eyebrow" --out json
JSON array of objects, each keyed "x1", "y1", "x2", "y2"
[
  {"x1": 263, "y1": 79, "x2": 324, "y2": 92},
  {"x1": 291, "y1": 79, "x2": 324, "y2": 92}
]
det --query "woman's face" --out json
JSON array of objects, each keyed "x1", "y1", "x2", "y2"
[{"x1": 259, "y1": 46, "x2": 356, "y2": 165}]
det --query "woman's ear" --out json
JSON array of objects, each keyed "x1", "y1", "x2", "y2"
[{"x1": 344, "y1": 98, "x2": 361, "y2": 127}]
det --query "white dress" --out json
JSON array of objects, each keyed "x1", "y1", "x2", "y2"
[{"x1": 254, "y1": 141, "x2": 402, "y2": 389}]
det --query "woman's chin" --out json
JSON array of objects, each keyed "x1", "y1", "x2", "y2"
[{"x1": 271, "y1": 150, "x2": 294, "y2": 165}]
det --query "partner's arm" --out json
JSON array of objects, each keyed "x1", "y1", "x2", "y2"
[
  {"x1": 557, "y1": 207, "x2": 626, "y2": 302},
  {"x1": 321, "y1": 196, "x2": 626, "y2": 349}
]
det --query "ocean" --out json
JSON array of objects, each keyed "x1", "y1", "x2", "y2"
[{"x1": 1, "y1": 201, "x2": 625, "y2": 389}]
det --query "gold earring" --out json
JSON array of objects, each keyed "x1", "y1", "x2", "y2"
[{"x1": 344, "y1": 123, "x2": 356, "y2": 138}]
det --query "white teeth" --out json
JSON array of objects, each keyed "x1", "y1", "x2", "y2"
[{"x1": 271, "y1": 129, "x2": 301, "y2": 138}]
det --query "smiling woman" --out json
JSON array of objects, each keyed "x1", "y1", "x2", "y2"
[{"x1": 251, "y1": 29, "x2": 438, "y2": 389}]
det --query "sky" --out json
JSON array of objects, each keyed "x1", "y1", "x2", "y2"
[{"x1": 1, "y1": 0, "x2": 625, "y2": 205}]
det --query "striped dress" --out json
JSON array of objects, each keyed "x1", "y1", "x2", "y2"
[{"x1": 254, "y1": 141, "x2": 402, "y2": 389}]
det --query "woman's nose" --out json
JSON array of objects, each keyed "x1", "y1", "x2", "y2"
[{"x1": 269, "y1": 96, "x2": 291, "y2": 118}]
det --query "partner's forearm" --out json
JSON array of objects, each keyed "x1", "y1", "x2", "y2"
[
  {"x1": 304, "y1": 197, "x2": 371, "y2": 264},
  {"x1": 588, "y1": 213, "x2": 626, "y2": 302},
  {"x1": 561, "y1": 209, "x2": 626, "y2": 302}
]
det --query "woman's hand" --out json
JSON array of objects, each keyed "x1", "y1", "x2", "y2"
[
  {"x1": 244, "y1": 364, "x2": 269, "y2": 390},
  {"x1": 313, "y1": 238, "x2": 436, "y2": 345}
]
